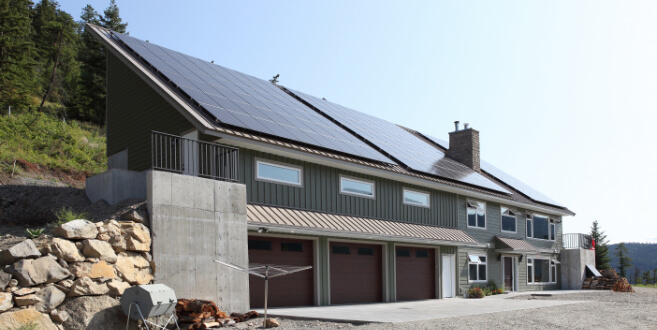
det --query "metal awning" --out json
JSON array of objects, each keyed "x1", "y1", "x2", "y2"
[
  {"x1": 495, "y1": 236, "x2": 539, "y2": 254},
  {"x1": 247, "y1": 204, "x2": 480, "y2": 246}
]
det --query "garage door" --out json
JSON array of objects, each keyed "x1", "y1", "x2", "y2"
[
  {"x1": 330, "y1": 242, "x2": 382, "y2": 304},
  {"x1": 248, "y1": 236, "x2": 314, "y2": 308},
  {"x1": 395, "y1": 246, "x2": 435, "y2": 301}
]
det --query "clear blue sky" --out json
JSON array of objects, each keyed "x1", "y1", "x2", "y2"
[{"x1": 60, "y1": 1, "x2": 657, "y2": 243}]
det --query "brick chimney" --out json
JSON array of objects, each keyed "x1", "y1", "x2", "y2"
[{"x1": 446, "y1": 121, "x2": 480, "y2": 171}]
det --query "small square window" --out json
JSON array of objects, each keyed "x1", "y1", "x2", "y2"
[
  {"x1": 416, "y1": 250, "x2": 429, "y2": 258},
  {"x1": 467, "y1": 200, "x2": 486, "y2": 229},
  {"x1": 248, "y1": 240, "x2": 272, "y2": 250},
  {"x1": 358, "y1": 247, "x2": 374, "y2": 256},
  {"x1": 332, "y1": 245, "x2": 350, "y2": 254},
  {"x1": 396, "y1": 249, "x2": 411, "y2": 257},
  {"x1": 281, "y1": 242, "x2": 303, "y2": 252}
]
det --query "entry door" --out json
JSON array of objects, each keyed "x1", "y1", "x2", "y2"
[
  {"x1": 442, "y1": 255, "x2": 454, "y2": 298},
  {"x1": 503, "y1": 257, "x2": 514, "y2": 291}
]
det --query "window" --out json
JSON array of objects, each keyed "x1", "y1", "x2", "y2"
[
  {"x1": 332, "y1": 245, "x2": 350, "y2": 254},
  {"x1": 256, "y1": 160, "x2": 302, "y2": 186},
  {"x1": 527, "y1": 213, "x2": 555, "y2": 241},
  {"x1": 248, "y1": 240, "x2": 272, "y2": 250},
  {"x1": 528, "y1": 258, "x2": 557, "y2": 284},
  {"x1": 358, "y1": 247, "x2": 374, "y2": 256},
  {"x1": 501, "y1": 207, "x2": 517, "y2": 233},
  {"x1": 403, "y1": 188, "x2": 430, "y2": 208},
  {"x1": 468, "y1": 254, "x2": 487, "y2": 282},
  {"x1": 340, "y1": 176, "x2": 375, "y2": 198},
  {"x1": 396, "y1": 249, "x2": 411, "y2": 257},
  {"x1": 416, "y1": 250, "x2": 429, "y2": 258},
  {"x1": 281, "y1": 242, "x2": 303, "y2": 252},
  {"x1": 467, "y1": 200, "x2": 486, "y2": 229}
]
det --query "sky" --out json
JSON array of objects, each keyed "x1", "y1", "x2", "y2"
[{"x1": 60, "y1": 1, "x2": 657, "y2": 243}]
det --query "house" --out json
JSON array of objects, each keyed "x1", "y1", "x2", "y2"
[{"x1": 85, "y1": 24, "x2": 583, "y2": 311}]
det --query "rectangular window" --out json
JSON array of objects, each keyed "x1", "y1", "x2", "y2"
[
  {"x1": 340, "y1": 176, "x2": 375, "y2": 198},
  {"x1": 550, "y1": 221, "x2": 556, "y2": 241},
  {"x1": 468, "y1": 254, "x2": 487, "y2": 282},
  {"x1": 551, "y1": 260, "x2": 557, "y2": 283},
  {"x1": 416, "y1": 250, "x2": 429, "y2": 258},
  {"x1": 501, "y1": 207, "x2": 517, "y2": 233},
  {"x1": 528, "y1": 258, "x2": 553, "y2": 284},
  {"x1": 526, "y1": 214, "x2": 533, "y2": 238},
  {"x1": 256, "y1": 160, "x2": 302, "y2": 186},
  {"x1": 527, "y1": 213, "x2": 554, "y2": 241},
  {"x1": 403, "y1": 189, "x2": 430, "y2": 207},
  {"x1": 396, "y1": 249, "x2": 411, "y2": 257},
  {"x1": 332, "y1": 245, "x2": 350, "y2": 254},
  {"x1": 281, "y1": 242, "x2": 303, "y2": 252},
  {"x1": 248, "y1": 240, "x2": 272, "y2": 250},
  {"x1": 467, "y1": 200, "x2": 486, "y2": 229},
  {"x1": 358, "y1": 247, "x2": 374, "y2": 256}
]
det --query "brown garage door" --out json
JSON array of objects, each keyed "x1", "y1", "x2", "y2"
[
  {"x1": 248, "y1": 236, "x2": 314, "y2": 308},
  {"x1": 330, "y1": 242, "x2": 382, "y2": 304},
  {"x1": 395, "y1": 246, "x2": 435, "y2": 301}
]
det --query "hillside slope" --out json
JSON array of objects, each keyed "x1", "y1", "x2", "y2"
[{"x1": 609, "y1": 243, "x2": 657, "y2": 275}]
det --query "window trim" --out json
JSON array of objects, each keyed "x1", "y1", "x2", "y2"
[
  {"x1": 255, "y1": 158, "x2": 303, "y2": 187},
  {"x1": 466, "y1": 199, "x2": 487, "y2": 230},
  {"x1": 526, "y1": 213, "x2": 555, "y2": 241},
  {"x1": 339, "y1": 175, "x2": 376, "y2": 199},
  {"x1": 500, "y1": 206, "x2": 517, "y2": 234},
  {"x1": 402, "y1": 188, "x2": 431, "y2": 208},
  {"x1": 467, "y1": 253, "x2": 488, "y2": 283},
  {"x1": 527, "y1": 257, "x2": 557, "y2": 284}
]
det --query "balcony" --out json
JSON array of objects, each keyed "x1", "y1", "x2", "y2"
[
  {"x1": 151, "y1": 131, "x2": 239, "y2": 182},
  {"x1": 562, "y1": 233, "x2": 593, "y2": 250}
]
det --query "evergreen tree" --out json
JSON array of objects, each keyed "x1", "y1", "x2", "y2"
[
  {"x1": 633, "y1": 267, "x2": 641, "y2": 284},
  {"x1": 590, "y1": 221, "x2": 611, "y2": 270},
  {"x1": 652, "y1": 268, "x2": 657, "y2": 285},
  {"x1": 642, "y1": 271, "x2": 651, "y2": 285},
  {"x1": 614, "y1": 243, "x2": 633, "y2": 278},
  {"x1": 100, "y1": 0, "x2": 127, "y2": 33},
  {"x1": 0, "y1": 0, "x2": 37, "y2": 111}
]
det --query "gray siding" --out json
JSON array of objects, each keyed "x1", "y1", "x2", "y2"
[
  {"x1": 239, "y1": 149, "x2": 459, "y2": 227},
  {"x1": 107, "y1": 52, "x2": 194, "y2": 171}
]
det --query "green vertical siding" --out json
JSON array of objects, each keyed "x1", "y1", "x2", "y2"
[
  {"x1": 239, "y1": 149, "x2": 459, "y2": 227},
  {"x1": 106, "y1": 53, "x2": 194, "y2": 171}
]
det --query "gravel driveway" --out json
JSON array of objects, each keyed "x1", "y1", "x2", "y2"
[{"x1": 251, "y1": 287, "x2": 657, "y2": 329}]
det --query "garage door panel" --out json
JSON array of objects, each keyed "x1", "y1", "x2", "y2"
[
  {"x1": 396, "y1": 246, "x2": 435, "y2": 301},
  {"x1": 248, "y1": 236, "x2": 314, "y2": 308},
  {"x1": 330, "y1": 242, "x2": 382, "y2": 304}
]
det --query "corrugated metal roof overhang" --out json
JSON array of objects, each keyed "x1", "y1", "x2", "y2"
[
  {"x1": 494, "y1": 236, "x2": 540, "y2": 254},
  {"x1": 247, "y1": 204, "x2": 482, "y2": 247}
]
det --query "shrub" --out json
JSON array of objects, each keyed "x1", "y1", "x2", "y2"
[
  {"x1": 486, "y1": 280, "x2": 499, "y2": 291},
  {"x1": 467, "y1": 287, "x2": 484, "y2": 298},
  {"x1": 483, "y1": 287, "x2": 493, "y2": 296}
]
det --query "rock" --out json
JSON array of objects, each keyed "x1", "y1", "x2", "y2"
[
  {"x1": 35, "y1": 286, "x2": 66, "y2": 313},
  {"x1": 58, "y1": 258, "x2": 68, "y2": 268},
  {"x1": 58, "y1": 295, "x2": 140, "y2": 330},
  {"x1": 121, "y1": 208, "x2": 149, "y2": 225},
  {"x1": 265, "y1": 318, "x2": 280, "y2": 327},
  {"x1": 109, "y1": 235, "x2": 127, "y2": 253},
  {"x1": 82, "y1": 239, "x2": 118, "y2": 263},
  {"x1": 54, "y1": 279, "x2": 73, "y2": 294},
  {"x1": 13, "y1": 287, "x2": 40, "y2": 296},
  {"x1": 0, "y1": 270, "x2": 11, "y2": 290},
  {"x1": 0, "y1": 308, "x2": 58, "y2": 329},
  {"x1": 114, "y1": 252, "x2": 153, "y2": 285},
  {"x1": 97, "y1": 233, "x2": 110, "y2": 241},
  {"x1": 0, "y1": 239, "x2": 41, "y2": 265},
  {"x1": 50, "y1": 309, "x2": 70, "y2": 323},
  {"x1": 107, "y1": 280, "x2": 131, "y2": 296},
  {"x1": 49, "y1": 238, "x2": 85, "y2": 262},
  {"x1": 7, "y1": 257, "x2": 71, "y2": 287},
  {"x1": 68, "y1": 277, "x2": 109, "y2": 297},
  {"x1": 9, "y1": 279, "x2": 18, "y2": 287},
  {"x1": 119, "y1": 222, "x2": 152, "y2": 252},
  {"x1": 14, "y1": 293, "x2": 41, "y2": 306},
  {"x1": 52, "y1": 220, "x2": 98, "y2": 240},
  {"x1": 0, "y1": 292, "x2": 13, "y2": 312},
  {"x1": 69, "y1": 261, "x2": 116, "y2": 279}
]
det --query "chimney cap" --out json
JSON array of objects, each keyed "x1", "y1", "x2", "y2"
[
  {"x1": 464, "y1": 123, "x2": 470, "y2": 129},
  {"x1": 454, "y1": 121, "x2": 460, "y2": 131}
]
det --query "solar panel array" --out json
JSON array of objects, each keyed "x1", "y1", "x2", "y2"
[
  {"x1": 107, "y1": 31, "x2": 392, "y2": 164},
  {"x1": 289, "y1": 90, "x2": 509, "y2": 194},
  {"x1": 420, "y1": 133, "x2": 563, "y2": 207}
]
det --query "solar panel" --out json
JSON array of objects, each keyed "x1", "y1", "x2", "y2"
[
  {"x1": 107, "y1": 31, "x2": 392, "y2": 164},
  {"x1": 289, "y1": 90, "x2": 509, "y2": 193}
]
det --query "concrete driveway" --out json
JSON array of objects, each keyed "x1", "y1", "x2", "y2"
[{"x1": 257, "y1": 290, "x2": 591, "y2": 323}]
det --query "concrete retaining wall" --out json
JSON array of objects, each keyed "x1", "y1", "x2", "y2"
[
  {"x1": 85, "y1": 169, "x2": 147, "y2": 205},
  {"x1": 560, "y1": 248, "x2": 596, "y2": 290},
  {"x1": 147, "y1": 170, "x2": 249, "y2": 313}
]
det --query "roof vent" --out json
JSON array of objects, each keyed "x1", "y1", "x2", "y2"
[
  {"x1": 464, "y1": 123, "x2": 469, "y2": 129},
  {"x1": 454, "y1": 121, "x2": 460, "y2": 131}
]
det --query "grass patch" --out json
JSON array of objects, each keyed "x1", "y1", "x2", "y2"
[
  {"x1": 634, "y1": 283, "x2": 657, "y2": 288},
  {"x1": 0, "y1": 111, "x2": 106, "y2": 174},
  {"x1": 52, "y1": 207, "x2": 90, "y2": 226}
]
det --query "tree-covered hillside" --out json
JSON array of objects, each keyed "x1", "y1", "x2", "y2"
[
  {"x1": 0, "y1": 0, "x2": 127, "y2": 125},
  {"x1": 609, "y1": 243, "x2": 657, "y2": 282}
]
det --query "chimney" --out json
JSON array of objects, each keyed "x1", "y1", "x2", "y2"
[{"x1": 446, "y1": 122, "x2": 480, "y2": 171}]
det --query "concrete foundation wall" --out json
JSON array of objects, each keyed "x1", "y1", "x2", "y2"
[
  {"x1": 85, "y1": 168, "x2": 147, "y2": 205},
  {"x1": 560, "y1": 248, "x2": 595, "y2": 290},
  {"x1": 147, "y1": 170, "x2": 249, "y2": 313}
]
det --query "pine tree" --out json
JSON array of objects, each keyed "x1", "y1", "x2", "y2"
[
  {"x1": 633, "y1": 267, "x2": 641, "y2": 284},
  {"x1": 100, "y1": 0, "x2": 127, "y2": 33},
  {"x1": 0, "y1": 0, "x2": 37, "y2": 111},
  {"x1": 590, "y1": 221, "x2": 611, "y2": 270},
  {"x1": 652, "y1": 268, "x2": 657, "y2": 285},
  {"x1": 614, "y1": 243, "x2": 633, "y2": 278}
]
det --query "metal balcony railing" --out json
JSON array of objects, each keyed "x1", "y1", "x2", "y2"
[
  {"x1": 151, "y1": 131, "x2": 239, "y2": 182},
  {"x1": 562, "y1": 233, "x2": 593, "y2": 250}
]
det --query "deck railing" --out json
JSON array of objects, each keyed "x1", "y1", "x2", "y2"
[
  {"x1": 562, "y1": 233, "x2": 593, "y2": 250},
  {"x1": 151, "y1": 131, "x2": 239, "y2": 182}
]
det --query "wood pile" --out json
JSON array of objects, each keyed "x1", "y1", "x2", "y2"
[
  {"x1": 176, "y1": 299, "x2": 259, "y2": 329},
  {"x1": 582, "y1": 268, "x2": 633, "y2": 292}
]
